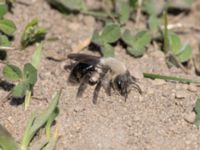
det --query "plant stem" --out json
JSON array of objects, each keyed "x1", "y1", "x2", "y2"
[
  {"x1": 82, "y1": 10, "x2": 109, "y2": 18},
  {"x1": 163, "y1": 11, "x2": 169, "y2": 53},
  {"x1": 24, "y1": 90, "x2": 32, "y2": 111},
  {"x1": 143, "y1": 72, "x2": 200, "y2": 84}
]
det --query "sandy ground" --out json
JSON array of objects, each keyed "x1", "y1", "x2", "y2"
[{"x1": 1, "y1": 0, "x2": 200, "y2": 150}]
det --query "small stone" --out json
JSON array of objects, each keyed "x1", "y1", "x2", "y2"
[
  {"x1": 187, "y1": 84, "x2": 197, "y2": 92},
  {"x1": 147, "y1": 88, "x2": 154, "y2": 95},
  {"x1": 184, "y1": 112, "x2": 196, "y2": 123},
  {"x1": 74, "y1": 105, "x2": 85, "y2": 112},
  {"x1": 152, "y1": 79, "x2": 166, "y2": 85},
  {"x1": 7, "y1": 116, "x2": 15, "y2": 124},
  {"x1": 175, "y1": 90, "x2": 188, "y2": 99},
  {"x1": 133, "y1": 116, "x2": 140, "y2": 121}
]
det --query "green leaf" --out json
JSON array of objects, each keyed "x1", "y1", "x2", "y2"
[
  {"x1": 168, "y1": 32, "x2": 192, "y2": 63},
  {"x1": 121, "y1": 29, "x2": 135, "y2": 46},
  {"x1": 194, "y1": 98, "x2": 200, "y2": 115},
  {"x1": 0, "y1": 3, "x2": 8, "y2": 18},
  {"x1": 31, "y1": 43, "x2": 42, "y2": 69},
  {"x1": 0, "y1": 19, "x2": 16, "y2": 36},
  {"x1": 194, "y1": 98, "x2": 200, "y2": 126},
  {"x1": 176, "y1": 44, "x2": 192, "y2": 63},
  {"x1": 134, "y1": 31, "x2": 151, "y2": 48},
  {"x1": 148, "y1": 15, "x2": 160, "y2": 34},
  {"x1": 101, "y1": 43, "x2": 115, "y2": 57},
  {"x1": 12, "y1": 81, "x2": 30, "y2": 98},
  {"x1": 47, "y1": 0, "x2": 87, "y2": 12},
  {"x1": 45, "y1": 107, "x2": 59, "y2": 139},
  {"x1": 117, "y1": 1, "x2": 130, "y2": 24},
  {"x1": 127, "y1": 46, "x2": 145, "y2": 57},
  {"x1": 92, "y1": 23, "x2": 121, "y2": 45},
  {"x1": 143, "y1": 0, "x2": 156, "y2": 16},
  {"x1": 0, "y1": 34, "x2": 11, "y2": 46},
  {"x1": 169, "y1": 32, "x2": 182, "y2": 55},
  {"x1": 21, "y1": 19, "x2": 47, "y2": 48},
  {"x1": 3, "y1": 64, "x2": 22, "y2": 81},
  {"x1": 21, "y1": 90, "x2": 61, "y2": 150},
  {"x1": 23, "y1": 63, "x2": 37, "y2": 85},
  {"x1": 122, "y1": 30, "x2": 151, "y2": 57},
  {"x1": 129, "y1": 0, "x2": 137, "y2": 9},
  {"x1": 0, "y1": 124, "x2": 20, "y2": 150}
]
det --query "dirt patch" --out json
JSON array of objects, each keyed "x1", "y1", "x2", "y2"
[{"x1": 1, "y1": 0, "x2": 200, "y2": 150}]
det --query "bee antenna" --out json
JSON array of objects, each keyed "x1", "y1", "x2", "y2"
[{"x1": 130, "y1": 82, "x2": 142, "y2": 94}]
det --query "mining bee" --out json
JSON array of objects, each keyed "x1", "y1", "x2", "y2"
[{"x1": 68, "y1": 53, "x2": 142, "y2": 104}]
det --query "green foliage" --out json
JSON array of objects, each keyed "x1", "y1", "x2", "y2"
[
  {"x1": 0, "y1": 90, "x2": 61, "y2": 150},
  {"x1": 101, "y1": 43, "x2": 115, "y2": 57},
  {"x1": 31, "y1": 44, "x2": 43, "y2": 69},
  {"x1": 0, "y1": 124, "x2": 20, "y2": 150},
  {"x1": 194, "y1": 98, "x2": 200, "y2": 126},
  {"x1": 0, "y1": 34, "x2": 10, "y2": 46},
  {"x1": 0, "y1": 3, "x2": 8, "y2": 19},
  {"x1": 0, "y1": 19, "x2": 16, "y2": 36},
  {"x1": 148, "y1": 15, "x2": 160, "y2": 35},
  {"x1": 92, "y1": 23, "x2": 121, "y2": 57},
  {"x1": 168, "y1": 32, "x2": 192, "y2": 63},
  {"x1": 2, "y1": 44, "x2": 42, "y2": 109},
  {"x1": 12, "y1": 81, "x2": 30, "y2": 98},
  {"x1": 3, "y1": 63, "x2": 37, "y2": 98},
  {"x1": 21, "y1": 90, "x2": 61, "y2": 150},
  {"x1": 21, "y1": 19, "x2": 47, "y2": 49},
  {"x1": 143, "y1": 0, "x2": 157, "y2": 16},
  {"x1": 0, "y1": 1, "x2": 15, "y2": 61},
  {"x1": 23, "y1": 63, "x2": 37, "y2": 85},
  {"x1": 48, "y1": 0, "x2": 87, "y2": 12},
  {"x1": 122, "y1": 30, "x2": 151, "y2": 57},
  {"x1": 92, "y1": 23, "x2": 121, "y2": 46},
  {"x1": 3, "y1": 64, "x2": 22, "y2": 81},
  {"x1": 116, "y1": 1, "x2": 130, "y2": 25}
]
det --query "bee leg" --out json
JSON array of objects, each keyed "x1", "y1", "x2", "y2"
[
  {"x1": 105, "y1": 83, "x2": 111, "y2": 96},
  {"x1": 93, "y1": 81, "x2": 102, "y2": 104},
  {"x1": 131, "y1": 82, "x2": 142, "y2": 94},
  {"x1": 76, "y1": 74, "x2": 90, "y2": 98}
]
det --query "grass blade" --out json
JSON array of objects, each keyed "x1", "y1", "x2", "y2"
[
  {"x1": 143, "y1": 72, "x2": 200, "y2": 84},
  {"x1": 21, "y1": 90, "x2": 61, "y2": 150},
  {"x1": 0, "y1": 124, "x2": 20, "y2": 150},
  {"x1": 31, "y1": 43, "x2": 43, "y2": 69}
]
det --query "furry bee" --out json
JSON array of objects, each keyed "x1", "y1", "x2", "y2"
[{"x1": 67, "y1": 53, "x2": 142, "y2": 104}]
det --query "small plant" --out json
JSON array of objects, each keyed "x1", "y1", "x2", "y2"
[
  {"x1": 194, "y1": 98, "x2": 200, "y2": 127},
  {"x1": 162, "y1": 11, "x2": 192, "y2": 69},
  {"x1": 2, "y1": 44, "x2": 43, "y2": 110},
  {"x1": 21, "y1": 19, "x2": 47, "y2": 49},
  {"x1": 121, "y1": 30, "x2": 151, "y2": 57},
  {"x1": 0, "y1": 90, "x2": 61, "y2": 150},
  {"x1": 0, "y1": 1, "x2": 16, "y2": 59},
  {"x1": 0, "y1": 124, "x2": 20, "y2": 150}
]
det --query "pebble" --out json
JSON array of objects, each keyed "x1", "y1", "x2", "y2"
[
  {"x1": 187, "y1": 84, "x2": 197, "y2": 92},
  {"x1": 175, "y1": 90, "x2": 188, "y2": 99},
  {"x1": 152, "y1": 79, "x2": 166, "y2": 86},
  {"x1": 7, "y1": 116, "x2": 15, "y2": 124},
  {"x1": 184, "y1": 112, "x2": 196, "y2": 123}
]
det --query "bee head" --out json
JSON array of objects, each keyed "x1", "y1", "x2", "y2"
[
  {"x1": 113, "y1": 71, "x2": 141, "y2": 100},
  {"x1": 114, "y1": 71, "x2": 131, "y2": 98}
]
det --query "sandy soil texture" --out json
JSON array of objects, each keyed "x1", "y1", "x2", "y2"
[{"x1": 1, "y1": 0, "x2": 200, "y2": 150}]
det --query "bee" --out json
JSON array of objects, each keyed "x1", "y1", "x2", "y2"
[{"x1": 67, "y1": 53, "x2": 142, "y2": 104}]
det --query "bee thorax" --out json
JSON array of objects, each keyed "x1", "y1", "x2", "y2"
[{"x1": 100, "y1": 57, "x2": 127, "y2": 74}]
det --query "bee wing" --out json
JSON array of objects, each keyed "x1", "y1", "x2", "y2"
[{"x1": 68, "y1": 53, "x2": 100, "y2": 65}]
